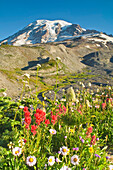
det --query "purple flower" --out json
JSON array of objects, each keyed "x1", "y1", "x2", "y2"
[
  {"x1": 64, "y1": 136, "x2": 67, "y2": 139},
  {"x1": 95, "y1": 154, "x2": 101, "y2": 158},
  {"x1": 58, "y1": 151, "x2": 61, "y2": 154},
  {"x1": 81, "y1": 138, "x2": 84, "y2": 143},
  {"x1": 73, "y1": 147, "x2": 79, "y2": 151},
  {"x1": 79, "y1": 136, "x2": 82, "y2": 139},
  {"x1": 96, "y1": 138, "x2": 99, "y2": 141},
  {"x1": 83, "y1": 168, "x2": 86, "y2": 170},
  {"x1": 106, "y1": 156, "x2": 110, "y2": 159}
]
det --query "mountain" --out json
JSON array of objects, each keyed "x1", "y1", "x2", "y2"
[
  {"x1": 0, "y1": 19, "x2": 104, "y2": 46},
  {"x1": 1, "y1": 19, "x2": 113, "y2": 98}
]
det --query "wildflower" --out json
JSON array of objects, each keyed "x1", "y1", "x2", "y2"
[
  {"x1": 66, "y1": 87, "x2": 76, "y2": 102},
  {"x1": 79, "y1": 136, "x2": 82, "y2": 139},
  {"x1": 18, "y1": 139, "x2": 26, "y2": 147},
  {"x1": 60, "y1": 165, "x2": 71, "y2": 170},
  {"x1": 102, "y1": 103, "x2": 106, "y2": 109},
  {"x1": 81, "y1": 138, "x2": 84, "y2": 143},
  {"x1": 44, "y1": 97, "x2": 47, "y2": 100},
  {"x1": 24, "y1": 116, "x2": 31, "y2": 125},
  {"x1": 89, "y1": 147, "x2": 94, "y2": 153},
  {"x1": 95, "y1": 105, "x2": 100, "y2": 109},
  {"x1": 51, "y1": 114, "x2": 57, "y2": 125},
  {"x1": 7, "y1": 141, "x2": 14, "y2": 149},
  {"x1": 45, "y1": 119, "x2": 50, "y2": 126},
  {"x1": 95, "y1": 154, "x2": 101, "y2": 158},
  {"x1": 106, "y1": 156, "x2": 110, "y2": 159},
  {"x1": 109, "y1": 165, "x2": 113, "y2": 170},
  {"x1": 64, "y1": 136, "x2": 67, "y2": 139},
  {"x1": 60, "y1": 146, "x2": 69, "y2": 156},
  {"x1": 78, "y1": 109, "x2": 82, "y2": 115},
  {"x1": 91, "y1": 135, "x2": 96, "y2": 145},
  {"x1": 58, "y1": 151, "x2": 61, "y2": 154},
  {"x1": 24, "y1": 106, "x2": 29, "y2": 112},
  {"x1": 36, "y1": 64, "x2": 41, "y2": 68},
  {"x1": 96, "y1": 138, "x2": 99, "y2": 141},
  {"x1": 97, "y1": 88, "x2": 99, "y2": 92},
  {"x1": 23, "y1": 73, "x2": 30, "y2": 79},
  {"x1": 24, "y1": 110, "x2": 31, "y2": 117},
  {"x1": 48, "y1": 156, "x2": 55, "y2": 166},
  {"x1": 19, "y1": 105, "x2": 24, "y2": 109},
  {"x1": 108, "y1": 86, "x2": 111, "y2": 90},
  {"x1": 30, "y1": 105, "x2": 34, "y2": 111},
  {"x1": 69, "y1": 129, "x2": 74, "y2": 133},
  {"x1": 86, "y1": 126, "x2": 93, "y2": 138},
  {"x1": 71, "y1": 155, "x2": 79, "y2": 165},
  {"x1": 31, "y1": 125, "x2": 37, "y2": 136},
  {"x1": 88, "y1": 126, "x2": 93, "y2": 133},
  {"x1": 56, "y1": 158, "x2": 62, "y2": 163},
  {"x1": 26, "y1": 156, "x2": 36, "y2": 167},
  {"x1": 60, "y1": 98, "x2": 66, "y2": 102},
  {"x1": 12, "y1": 147, "x2": 22, "y2": 156},
  {"x1": 73, "y1": 147, "x2": 79, "y2": 151},
  {"x1": 88, "y1": 82, "x2": 91, "y2": 87},
  {"x1": 49, "y1": 129, "x2": 56, "y2": 135},
  {"x1": 34, "y1": 109, "x2": 46, "y2": 125}
]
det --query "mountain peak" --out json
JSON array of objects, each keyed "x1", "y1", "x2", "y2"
[{"x1": 1, "y1": 19, "x2": 113, "y2": 46}]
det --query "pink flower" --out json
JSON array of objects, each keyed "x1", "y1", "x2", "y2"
[
  {"x1": 49, "y1": 129, "x2": 57, "y2": 135},
  {"x1": 102, "y1": 103, "x2": 106, "y2": 109}
]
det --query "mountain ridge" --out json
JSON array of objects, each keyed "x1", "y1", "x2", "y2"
[{"x1": 0, "y1": 19, "x2": 102, "y2": 46}]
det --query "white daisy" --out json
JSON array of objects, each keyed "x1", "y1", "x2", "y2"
[
  {"x1": 12, "y1": 147, "x2": 22, "y2": 156},
  {"x1": 48, "y1": 156, "x2": 55, "y2": 166},
  {"x1": 60, "y1": 146, "x2": 69, "y2": 156},
  {"x1": 26, "y1": 156, "x2": 36, "y2": 167},
  {"x1": 49, "y1": 129, "x2": 56, "y2": 135},
  {"x1": 109, "y1": 165, "x2": 113, "y2": 170},
  {"x1": 60, "y1": 165, "x2": 72, "y2": 170},
  {"x1": 71, "y1": 155, "x2": 79, "y2": 165}
]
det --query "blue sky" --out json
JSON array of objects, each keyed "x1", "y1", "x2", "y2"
[{"x1": 0, "y1": 0, "x2": 113, "y2": 40}]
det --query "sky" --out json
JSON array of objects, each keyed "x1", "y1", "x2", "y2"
[{"x1": 0, "y1": 0, "x2": 113, "y2": 40}]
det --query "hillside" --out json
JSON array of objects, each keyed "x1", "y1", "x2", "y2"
[{"x1": 1, "y1": 35, "x2": 113, "y2": 98}]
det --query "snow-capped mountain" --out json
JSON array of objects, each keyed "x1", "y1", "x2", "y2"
[{"x1": 1, "y1": 19, "x2": 113, "y2": 46}]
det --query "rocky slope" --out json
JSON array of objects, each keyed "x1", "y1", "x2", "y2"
[{"x1": 1, "y1": 34, "x2": 113, "y2": 98}]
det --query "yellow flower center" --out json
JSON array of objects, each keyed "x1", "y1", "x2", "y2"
[
  {"x1": 70, "y1": 129, "x2": 74, "y2": 133},
  {"x1": 15, "y1": 151, "x2": 19, "y2": 154},
  {"x1": 49, "y1": 158, "x2": 52, "y2": 162},
  {"x1": 73, "y1": 158, "x2": 77, "y2": 162},
  {"x1": 63, "y1": 148, "x2": 67, "y2": 152},
  {"x1": 52, "y1": 131, "x2": 54, "y2": 134},
  {"x1": 89, "y1": 147, "x2": 93, "y2": 153},
  {"x1": 29, "y1": 158, "x2": 34, "y2": 162}
]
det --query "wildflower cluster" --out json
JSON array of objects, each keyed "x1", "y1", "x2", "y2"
[{"x1": 1, "y1": 83, "x2": 113, "y2": 169}]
